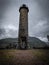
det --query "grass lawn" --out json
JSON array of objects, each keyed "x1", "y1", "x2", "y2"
[{"x1": 0, "y1": 49, "x2": 49, "y2": 65}]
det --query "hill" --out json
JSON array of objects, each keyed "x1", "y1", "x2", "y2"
[
  {"x1": 0, "y1": 37, "x2": 48, "y2": 49},
  {"x1": 28, "y1": 37, "x2": 47, "y2": 48}
]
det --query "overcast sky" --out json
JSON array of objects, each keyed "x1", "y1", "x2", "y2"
[{"x1": 0, "y1": 0, "x2": 49, "y2": 42}]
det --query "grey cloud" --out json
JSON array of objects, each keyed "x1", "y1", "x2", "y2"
[
  {"x1": 0, "y1": 28, "x2": 6, "y2": 39},
  {"x1": 0, "y1": 28, "x2": 5, "y2": 35},
  {"x1": 0, "y1": 0, "x2": 49, "y2": 42},
  {"x1": 0, "y1": 0, "x2": 11, "y2": 20},
  {"x1": 0, "y1": 28, "x2": 18, "y2": 39}
]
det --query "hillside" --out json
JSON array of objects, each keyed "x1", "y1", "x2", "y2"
[
  {"x1": 28, "y1": 37, "x2": 47, "y2": 48},
  {"x1": 0, "y1": 37, "x2": 48, "y2": 49}
]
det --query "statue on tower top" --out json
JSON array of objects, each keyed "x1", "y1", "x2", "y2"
[{"x1": 19, "y1": 4, "x2": 29, "y2": 12}]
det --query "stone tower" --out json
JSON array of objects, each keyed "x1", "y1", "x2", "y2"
[{"x1": 18, "y1": 4, "x2": 29, "y2": 49}]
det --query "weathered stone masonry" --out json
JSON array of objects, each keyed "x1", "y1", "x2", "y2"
[{"x1": 18, "y1": 4, "x2": 29, "y2": 49}]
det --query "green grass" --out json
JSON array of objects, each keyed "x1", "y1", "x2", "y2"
[
  {"x1": 0, "y1": 49, "x2": 49, "y2": 65},
  {"x1": 32, "y1": 49, "x2": 49, "y2": 62}
]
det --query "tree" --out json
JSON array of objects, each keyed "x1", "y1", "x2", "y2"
[{"x1": 47, "y1": 35, "x2": 49, "y2": 41}]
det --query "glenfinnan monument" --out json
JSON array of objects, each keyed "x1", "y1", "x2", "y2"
[{"x1": 18, "y1": 4, "x2": 29, "y2": 49}]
